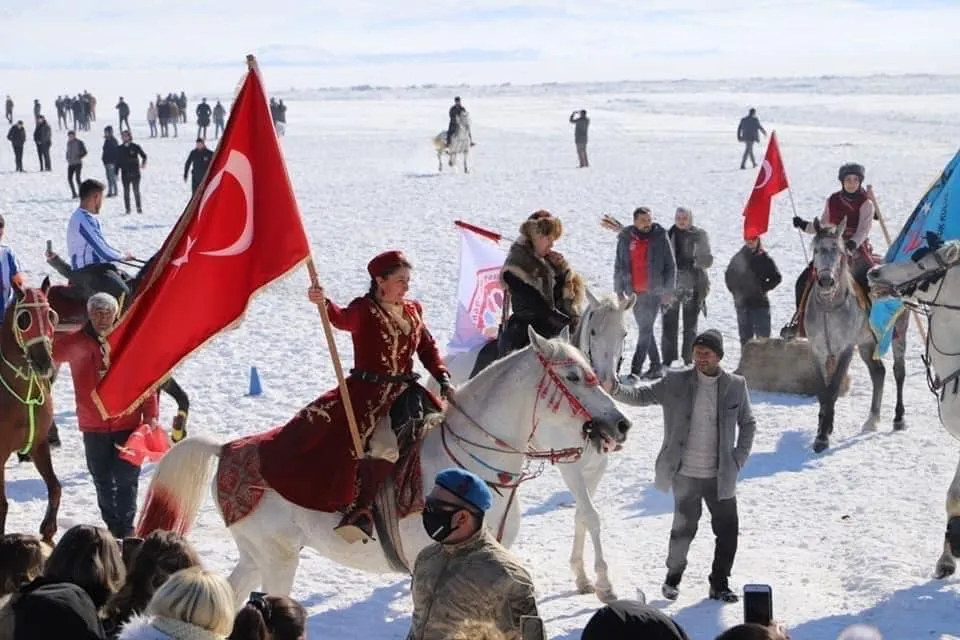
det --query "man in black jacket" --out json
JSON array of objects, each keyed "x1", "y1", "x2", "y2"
[
  {"x1": 101, "y1": 126, "x2": 120, "y2": 197},
  {"x1": 6, "y1": 120, "x2": 26, "y2": 171},
  {"x1": 116, "y1": 130, "x2": 147, "y2": 214},
  {"x1": 115, "y1": 97, "x2": 130, "y2": 131},
  {"x1": 184, "y1": 138, "x2": 214, "y2": 194},
  {"x1": 736, "y1": 108, "x2": 766, "y2": 170},
  {"x1": 196, "y1": 98, "x2": 212, "y2": 140},
  {"x1": 663, "y1": 207, "x2": 713, "y2": 367},
  {"x1": 33, "y1": 115, "x2": 52, "y2": 171},
  {"x1": 724, "y1": 235, "x2": 781, "y2": 349},
  {"x1": 445, "y1": 96, "x2": 467, "y2": 147}
]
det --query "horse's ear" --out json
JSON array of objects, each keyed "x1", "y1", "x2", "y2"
[
  {"x1": 620, "y1": 293, "x2": 637, "y2": 311},
  {"x1": 40, "y1": 276, "x2": 50, "y2": 296},
  {"x1": 585, "y1": 287, "x2": 599, "y2": 308},
  {"x1": 558, "y1": 325, "x2": 571, "y2": 343},
  {"x1": 527, "y1": 325, "x2": 547, "y2": 354},
  {"x1": 835, "y1": 217, "x2": 847, "y2": 237}
]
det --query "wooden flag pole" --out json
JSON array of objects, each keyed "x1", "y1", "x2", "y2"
[
  {"x1": 306, "y1": 258, "x2": 365, "y2": 460},
  {"x1": 867, "y1": 185, "x2": 928, "y2": 344}
]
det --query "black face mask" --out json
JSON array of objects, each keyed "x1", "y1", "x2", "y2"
[{"x1": 422, "y1": 498, "x2": 467, "y2": 543}]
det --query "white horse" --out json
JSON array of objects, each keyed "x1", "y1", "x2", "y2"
[
  {"x1": 432, "y1": 111, "x2": 471, "y2": 174},
  {"x1": 436, "y1": 290, "x2": 635, "y2": 601},
  {"x1": 135, "y1": 326, "x2": 631, "y2": 606},
  {"x1": 868, "y1": 238, "x2": 960, "y2": 579}
]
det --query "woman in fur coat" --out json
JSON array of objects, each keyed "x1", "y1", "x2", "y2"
[{"x1": 497, "y1": 210, "x2": 585, "y2": 356}]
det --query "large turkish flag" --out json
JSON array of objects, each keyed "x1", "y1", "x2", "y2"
[
  {"x1": 743, "y1": 131, "x2": 789, "y2": 240},
  {"x1": 94, "y1": 61, "x2": 310, "y2": 418}
]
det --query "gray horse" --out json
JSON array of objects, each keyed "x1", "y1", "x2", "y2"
[{"x1": 805, "y1": 217, "x2": 908, "y2": 452}]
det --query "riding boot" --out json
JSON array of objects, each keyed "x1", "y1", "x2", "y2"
[
  {"x1": 781, "y1": 267, "x2": 814, "y2": 339},
  {"x1": 335, "y1": 458, "x2": 394, "y2": 544}
]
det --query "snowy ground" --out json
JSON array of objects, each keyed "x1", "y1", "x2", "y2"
[{"x1": 2, "y1": 73, "x2": 960, "y2": 639}]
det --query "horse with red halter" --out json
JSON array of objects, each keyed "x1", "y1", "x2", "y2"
[{"x1": 0, "y1": 281, "x2": 60, "y2": 543}]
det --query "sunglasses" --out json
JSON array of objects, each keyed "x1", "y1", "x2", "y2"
[{"x1": 424, "y1": 497, "x2": 480, "y2": 517}]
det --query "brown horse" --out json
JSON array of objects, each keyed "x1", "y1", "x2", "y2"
[{"x1": 0, "y1": 281, "x2": 60, "y2": 543}]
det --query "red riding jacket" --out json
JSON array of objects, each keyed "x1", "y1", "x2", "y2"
[{"x1": 53, "y1": 324, "x2": 159, "y2": 433}]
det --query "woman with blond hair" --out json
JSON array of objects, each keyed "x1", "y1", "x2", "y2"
[
  {"x1": 117, "y1": 567, "x2": 235, "y2": 640},
  {"x1": 103, "y1": 531, "x2": 202, "y2": 639},
  {"x1": 497, "y1": 210, "x2": 585, "y2": 357}
]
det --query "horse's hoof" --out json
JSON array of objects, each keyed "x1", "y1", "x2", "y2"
[
  {"x1": 813, "y1": 437, "x2": 829, "y2": 453},
  {"x1": 596, "y1": 588, "x2": 618, "y2": 604},
  {"x1": 934, "y1": 561, "x2": 956, "y2": 579},
  {"x1": 893, "y1": 420, "x2": 907, "y2": 431},
  {"x1": 861, "y1": 420, "x2": 879, "y2": 433},
  {"x1": 576, "y1": 581, "x2": 595, "y2": 595}
]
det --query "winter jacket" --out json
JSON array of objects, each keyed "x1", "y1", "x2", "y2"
[
  {"x1": 117, "y1": 142, "x2": 147, "y2": 177},
  {"x1": 102, "y1": 136, "x2": 120, "y2": 165},
  {"x1": 6, "y1": 125, "x2": 25, "y2": 147},
  {"x1": 212, "y1": 103, "x2": 225, "y2": 123},
  {"x1": 724, "y1": 244, "x2": 782, "y2": 308},
  {"x1": 116, "y1": 101, "x2": 130, "y2": 118},
  {"x1": 183, "y1": 148, "x2": 213, "y2": 181},
  {"x1": 195, "y1": 103, "x2": 211, "y2": 126},
  {"x1": 668, "y1": 225, "x2": 712, "y2": 305},
  {"x1": 117, "y1": 614, "x2": 226, "y2": 640},
  {"x1": 614, "y1": 223, "x2": 676, "y2": 297},
  {"x1": 147, "y1": 105, "x2": 157, "y2": 122},
  {"x1": 737, "y1": 115, "x2": 765, "y2": 143},
  {"x1": 570, "y1": 113, "x2": 589, "y2": 144},
  {"x1": 52, "y1": 322, "x2": 159, "y2": 432},
  {"x1": 33, "y1": 121, "x2": 51, "y2": 146},
  {"x1": 407, "y1": 528, "x2": 538, "y2": 640},
  {"x1": 612, "y1": 368, "x2": 756, "y2": 500},
  {"x1": 66, "y1": 138, "x2": 88, "y2": 165},
  {"x1": 7, "y1": 577, "x2": 105, "y2": 640}
]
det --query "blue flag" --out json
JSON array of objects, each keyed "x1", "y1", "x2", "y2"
[{"x1": 870, "y1": 148, "x2": 960, "y2": 354}]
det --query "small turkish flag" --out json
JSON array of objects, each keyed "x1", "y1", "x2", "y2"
[
  {"x1": 742, "y1": 131, "x2": 789, "y2": 240},
  {"x1": 93, "y1": 59, "x2": 311, "y2": 418}
]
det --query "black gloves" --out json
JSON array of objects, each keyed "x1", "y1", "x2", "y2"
[
  {"x1": 845, "y1": 239, "x2": 857, "y2": 252},
  {"x1": 793, "y1": 216, "x2": 807, "y2": 230},
  {"x1": 438, "y1": 374, "x2": 453, "y2": 400}
]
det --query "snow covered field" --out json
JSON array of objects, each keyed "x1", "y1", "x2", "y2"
[{"x1": 2, "y1": 72, "x2": 960, "y2": 639}]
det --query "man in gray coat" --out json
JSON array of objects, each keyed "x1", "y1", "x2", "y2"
[
  {"x1": 608, "y1": 329, "x2": 755, "y2": 603},
  {"x1": 736, "y1": 108, "x2": 767, "y2": 170},
  {"x1": 570, "y1": 109, "x2": 589, "y2": 168},
  {"x1": 614, "y1": 207, "x2": 676, "y2": 381}
]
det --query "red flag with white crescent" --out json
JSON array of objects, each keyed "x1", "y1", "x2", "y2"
[
  {"x1": 742, "y1": 131, "x2": 789, "y2": 240},
  {"x1": 93, "y1": 61, "x2": 310, "y2": 418}
]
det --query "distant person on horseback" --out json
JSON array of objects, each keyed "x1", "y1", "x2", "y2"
[
  {"x1": 445, "y1": 96, "x2": 473, "y2": 148},
  {"x1": 781, "y1": 162, "x2": 876, "y2": 339},
  {"x1": 66, "y1": 179, "x2": 136, "y2": 303},
  {"x1": 497, "y1": 210, "x2": 585, "y2": 357},
  {"x1": 258, "y1": 250, "x2": 454, "y2": 544}
]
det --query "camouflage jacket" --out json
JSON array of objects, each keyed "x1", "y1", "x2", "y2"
[{"x1": 407, "y1": 528, "x2": 538, "y2": 640}]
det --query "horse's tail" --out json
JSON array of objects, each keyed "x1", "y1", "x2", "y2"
[{"x1": 135, "y1": 436, "x2": 223, "y2": 538}]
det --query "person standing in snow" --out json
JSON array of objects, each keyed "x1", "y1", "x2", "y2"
[
  {"x1": 65, "y1": 130, "x2": 88, "y2": 199},
  {"x1": 115, "y1": 97, "x2": 131, "y2": 131},
  {"x1": 607, "y1": 329, "x2": 755, "y2": 605},
  {"x1": 614, "y1": 207, "x2": 676, "y2": 382},
  {"x1": 33, "y1": 115, "x2": 52, "y2": 171},
  {"x1": 183, "y1": 138, "x2": 213, "y2": 194},
  {"x1": 724, "y1": 234, "x2": 781, "y2": 349},
  {"x1": 116, "y1": 130, "x2": 147, "y2": 214},
  {"x1": 195, "y1": 98, "x2": 211, "y2": 140},
  {"x1": 736, "y1": 108, "x2": 766, "y2": 170},
  {"x1": 662, "y1": 207, "x2": 712, "y2": 367},
  {"x1": 212, "y1": 100, "x2": 226, "y2": 139},
  {"x1": 4, "y1": 96, "x2": 12, "y2": 124},
  {"x1": 6, "y1": 120, "x2": 26, "y2": 172},
  {"x1": 101, "y1": 126, "x2": 120, "y2": 198},
  {"x1": 569, "y1": 109, "x2": 589, "y2": 168},
  {"x1": 146, "y1": 102, "x2": 158, "y2": 138}
]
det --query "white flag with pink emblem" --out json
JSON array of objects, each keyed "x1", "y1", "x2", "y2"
[{"x1": 447, "y1": 220, "x2": 508, "y2": 354}]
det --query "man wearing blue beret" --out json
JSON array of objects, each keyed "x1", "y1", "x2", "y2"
[{"x1": 407, "y1": 468, "x2": 540, "y2": 640}]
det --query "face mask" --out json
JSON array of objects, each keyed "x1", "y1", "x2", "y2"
[{"x1": 422, "y1": 508, "x2": 458, "y2": 542}]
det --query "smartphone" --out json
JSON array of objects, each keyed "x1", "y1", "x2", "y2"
[
  {"x1": 46, "y1": 240, "x2": 52, "y2": 254},
  {"x1": 743, "y1": 584, "x2": 773, "y2": 626},
  {"x1": 520, "y1": 615, "x2": 546, "y2": 640},
  {"x1": 249, "y1": 591, "x2": 268, "y2": 602}
]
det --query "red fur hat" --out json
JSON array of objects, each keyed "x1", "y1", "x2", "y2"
[{"x1": 367, "y1": 250, "x2": 410, "y2": 278}]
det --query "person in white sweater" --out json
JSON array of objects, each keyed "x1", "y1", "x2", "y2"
[{"x1": 607, "y1": 328, "x2": 756, "y2": 604}]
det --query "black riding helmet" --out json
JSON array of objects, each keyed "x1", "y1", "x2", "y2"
[{"x1": 838, "y1": 163, "x2": 865, "y2": 182}]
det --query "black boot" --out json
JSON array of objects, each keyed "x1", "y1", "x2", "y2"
[{"x1": 709, "y1": 578, "x2": 739, "y2": 603}]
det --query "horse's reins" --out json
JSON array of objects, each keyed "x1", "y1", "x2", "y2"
[
  {"x1": 441, "y1": 350, "x2": 594, "y2": 542},
  {"x1": 0, "y1": 297, "x2": 56, "y2": 455}
]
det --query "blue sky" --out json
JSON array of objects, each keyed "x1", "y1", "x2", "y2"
[{"x1": 2, "y1": 0, "x2": 958, "y2": 85}]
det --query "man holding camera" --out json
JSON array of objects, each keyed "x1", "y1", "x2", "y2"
[{"x1": 607, "y1": 329, "x2": 756, "y2": 604}]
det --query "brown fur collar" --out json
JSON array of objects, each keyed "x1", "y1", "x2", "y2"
[{"x1": 501, "y1": 239, "x2": 585, "y2": 314}]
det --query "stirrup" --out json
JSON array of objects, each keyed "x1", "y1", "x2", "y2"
[
  {"x1": 335, "y1": 508, "x2": 375, "y2": 545},
  {"x1": 171, "y1": 410, "x2": 188, "y2": 443}
]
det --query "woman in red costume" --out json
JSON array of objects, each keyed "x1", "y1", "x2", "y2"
[{"x1": 258, "y1": 250, "x2": 452, "y2": 544}]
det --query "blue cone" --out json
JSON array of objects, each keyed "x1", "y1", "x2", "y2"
[{"x1": 247, "y1": 366, "x2": 263, "y2": 397}]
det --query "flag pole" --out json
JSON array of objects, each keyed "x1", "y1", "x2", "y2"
[
  {"x1": 247, "y1": 54, "x2": 365, "y2": 460},
  {"x1": 786, "y1": 188, "x2": 809, "y2": 262},
  {"x1": 306, "y1": 258, "x2": 365, "y2": 460},
  {"x1": 866, "y1": 185, "x2": 928, "y2": 343}
]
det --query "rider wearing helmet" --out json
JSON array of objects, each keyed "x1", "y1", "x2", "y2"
[{"x1": 781, "y1": 163, "x2": 876, "y2": 338}]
